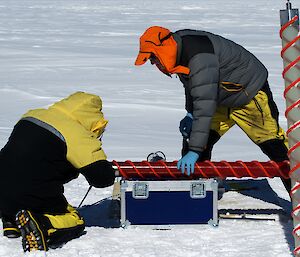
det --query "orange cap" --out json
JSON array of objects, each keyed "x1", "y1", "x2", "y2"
[
  {"x1": 135, "y1": 26, "x2": 171, "y2": 66},
  {"x1": 135, "y1": 26, "x2": 190, "y2": 75}
]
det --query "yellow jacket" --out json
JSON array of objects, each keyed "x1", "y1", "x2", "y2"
[{"x1": 23, "y1": 92, "x2": 108, "y2": 169}]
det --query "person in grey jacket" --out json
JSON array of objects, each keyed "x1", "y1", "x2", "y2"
[{"x1": 135, "y1": 26, "x2": 290, "y2": 191}]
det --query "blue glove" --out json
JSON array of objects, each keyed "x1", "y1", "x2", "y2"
[
  {"x1": 179, "y1": 113, "x2": 193, "y2": 138},
  {"x1": 177, "y1": 151, "x2": 200, "y2": 176}
]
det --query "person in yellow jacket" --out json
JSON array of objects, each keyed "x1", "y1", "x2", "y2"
[{"x1": 0, "y1": 92, "x2": 115, "y2": 252}]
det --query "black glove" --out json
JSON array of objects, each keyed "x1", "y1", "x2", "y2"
[{"x1": 179, "y1": 113, "x2": 193, "y2": 138}]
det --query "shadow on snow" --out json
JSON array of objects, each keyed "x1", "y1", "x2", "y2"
[{"x1": 78, "y1": 178, "x2": 294, "y2": 253}]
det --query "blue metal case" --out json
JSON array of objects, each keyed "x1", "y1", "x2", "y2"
[{"x1": 120, "y1": 179, "x2": 218, "y2": 228}]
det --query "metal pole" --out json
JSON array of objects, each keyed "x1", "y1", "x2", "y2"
[{"x1": 280, "y1": 1, "x2": 300, "y2": 255}]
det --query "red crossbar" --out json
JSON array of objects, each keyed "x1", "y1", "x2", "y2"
[{"x1": 112, "y1": 160, "x2": 290, "y2": 180}]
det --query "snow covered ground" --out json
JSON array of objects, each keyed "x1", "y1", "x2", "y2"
[{"x1": 0, "y1": 0, "x2": 295, "y2": 256}]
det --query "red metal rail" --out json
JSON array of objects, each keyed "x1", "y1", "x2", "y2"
[{"x1": 112, "y1": 160, "x2": 290, "y2": 180}]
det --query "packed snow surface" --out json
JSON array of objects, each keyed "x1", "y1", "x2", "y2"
[{"x1": 0, "y1": 0, "x2": 294, "y2": 256}]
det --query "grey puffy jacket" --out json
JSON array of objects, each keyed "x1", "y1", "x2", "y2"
[{"x1": 174, "y1": 29, "x2": 268, "y2": 152}]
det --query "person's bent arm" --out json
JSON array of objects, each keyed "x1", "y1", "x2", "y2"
[
  {"x1": 188, "y1": 53, "x2": 219, "y2": 152},
  {"x1": 79, "y1": 160, "x2": 115, "y2": 188}
]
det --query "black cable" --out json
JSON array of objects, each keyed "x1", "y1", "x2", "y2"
[{"x1": 77, "y1": 185, "x2": 93, "y2": 208}]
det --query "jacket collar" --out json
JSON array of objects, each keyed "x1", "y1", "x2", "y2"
[{"x1": 172, "y1": 32, "x2": 183, "y2": 67}]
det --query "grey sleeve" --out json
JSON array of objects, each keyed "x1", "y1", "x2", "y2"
[
  {"x1": 184, "y1": 87, "x2": 193, "y2": 113},
  {"x1": 179, "y1": 75, "x2": 193, "y2": 113},
  {"x1": 188, "y1": 53, "x2": 219, "y2": 152}
]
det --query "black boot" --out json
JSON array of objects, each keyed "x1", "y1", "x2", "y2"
[
  {"x1": 2, "y1": 216, "x2": 21, "y2": 238},
  {"x1": 16, "y1": 210, "x2": 48, "y2": 252},
  {"x1": 47, "y1": 224, "x2": 85, "y2": 249}
]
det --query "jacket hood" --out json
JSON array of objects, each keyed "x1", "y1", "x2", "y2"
[
  {"x1": 49, "y1": 92, "x2": 108, "y2": 137},
  {"x1": 135, "y1": 26, "x2": 190, "y2": 75}
]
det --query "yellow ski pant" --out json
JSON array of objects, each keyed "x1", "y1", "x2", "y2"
[
  {"x1": 211, "y1": 90, "x2": 288, "y2": 147},
  {"x1": 44, "y1": 205, "x2": 84, "y2": 236}
]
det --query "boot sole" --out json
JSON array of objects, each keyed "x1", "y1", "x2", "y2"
[
  {"x1": 16, "y1": 210, "x2": 48, "y2": 252},
  {"x1": 3, "y1": 228, "x2": 21, "y2": 238}
]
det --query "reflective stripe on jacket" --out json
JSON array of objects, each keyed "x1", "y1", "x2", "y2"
[{"x1": 23, "y1": 92, "x2": 108, "y2": 168}]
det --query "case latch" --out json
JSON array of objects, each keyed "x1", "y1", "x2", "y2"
[
  {"x1": 190, "y1": 182, "x2": 206, "y2": 199},
  {"x1": 132, "y1": 182, "x2": 149, "y2": 199}
]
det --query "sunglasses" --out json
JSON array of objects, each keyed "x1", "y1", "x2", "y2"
[
  {"x1": 149, "y1": 54, "x2": 172, "y2": 77},
  {"x1": 149, "y1": 54, "x2": 160, "y2": 65}
]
